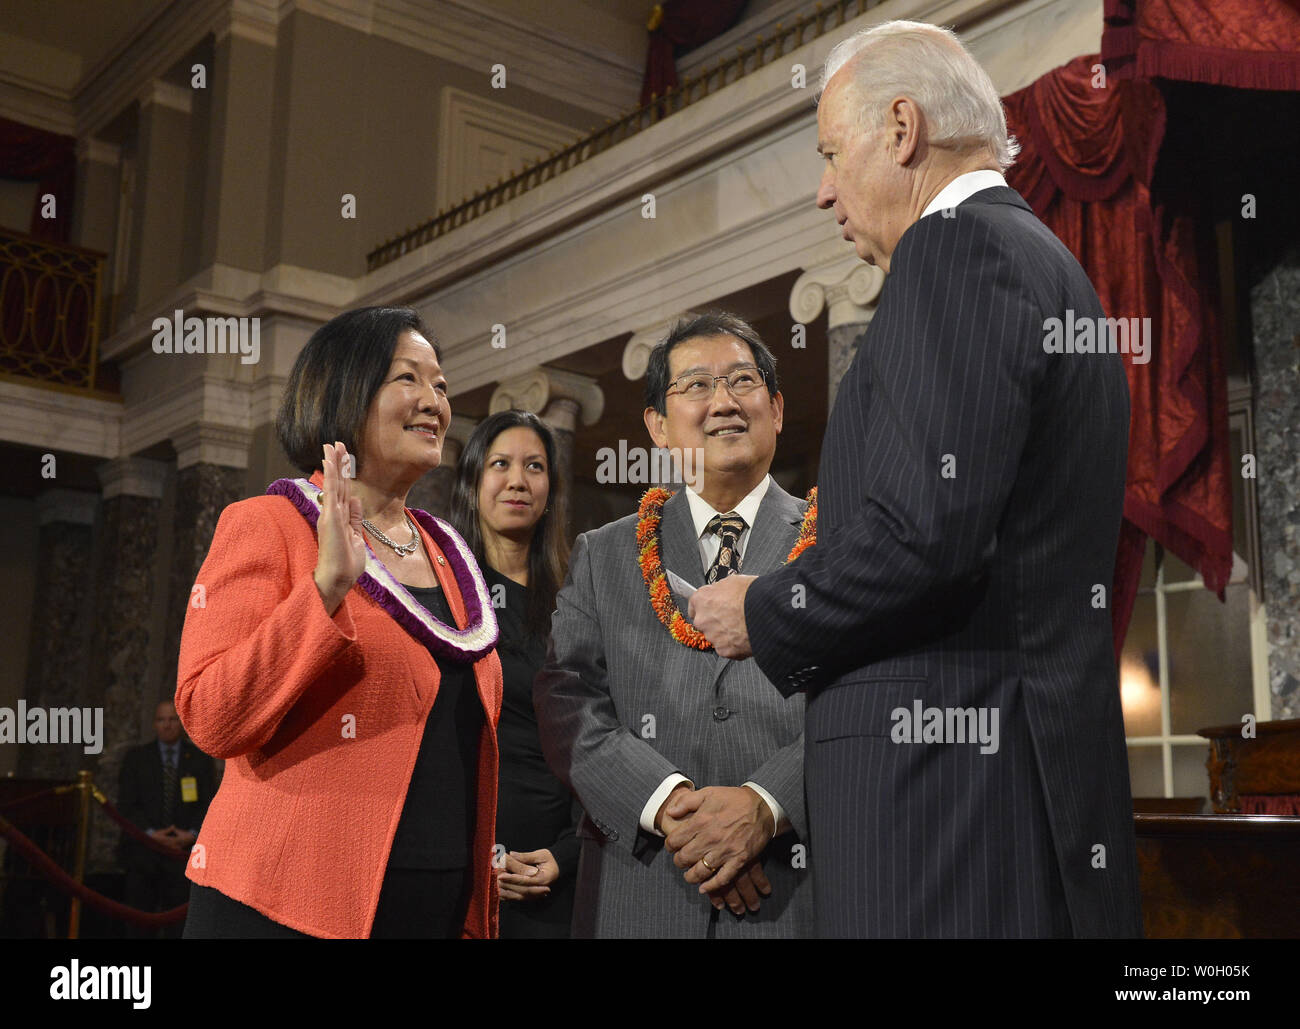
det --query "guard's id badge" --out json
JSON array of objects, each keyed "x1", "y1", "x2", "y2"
[{"x1": 180, "y1": 776, "x2": 198, "y2": 803}]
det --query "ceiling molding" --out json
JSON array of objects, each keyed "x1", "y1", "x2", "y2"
[
  {"x1": 0, "y1": 75, "x2": 75, "y2": 135},
  {"x1": 100, "y1": 261, "x2": 358, "y2": 364},
  {"x1": 293, "y1": 0, "x2": 640, "y2": 119},
  {"x1": 76, "y1": 0, "x2": 231, "y2": 137},
  {"x1": 68, "y1": 0, "x2": 639, "y2": 145}
]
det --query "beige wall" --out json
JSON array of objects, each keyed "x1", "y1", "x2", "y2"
[
  {"x1": 260, "y1": 10, "x2": 608, "y2": 280},
  {"x1": 204, "y1": 31, "x2": 276, "y2": 274}
]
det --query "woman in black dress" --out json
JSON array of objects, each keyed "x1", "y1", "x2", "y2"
[{"x1": 451, "y1": 409, "x2": 578, "y2": 938}]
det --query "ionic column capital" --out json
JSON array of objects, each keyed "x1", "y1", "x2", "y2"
[
  {"x1": 622, "y1": 323, "x2": 672, "y2": 381},
  {"x1": 790, "y1": 257, "x2": 885, "y2": 329},
  {"x1": 489, "y1": 367, "x2": 603, "y2": 427}
]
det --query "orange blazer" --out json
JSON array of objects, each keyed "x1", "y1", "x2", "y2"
[{"x1": 175, "y1": 470, "x2": 503, "y2": 939}]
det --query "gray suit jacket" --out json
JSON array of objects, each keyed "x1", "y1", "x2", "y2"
[{"x1": 534, "y1": 480, "x2": 814, "y2": 938}]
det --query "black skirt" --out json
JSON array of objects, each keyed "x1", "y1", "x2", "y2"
[{"x1": 182, "y1": 868, "x2": 472, "y2": 939}]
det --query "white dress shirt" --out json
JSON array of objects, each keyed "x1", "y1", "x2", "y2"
[
  {"x1": 639, "y1": 475, "x2": 788, "y2": 839},
  {"x1": 920, "y1": 169, "x2": 1008, "y2": 219}
]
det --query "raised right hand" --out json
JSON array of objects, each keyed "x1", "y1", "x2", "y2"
[{"x1": 313, "y1": 442, "x2": 367, "y2": 614}]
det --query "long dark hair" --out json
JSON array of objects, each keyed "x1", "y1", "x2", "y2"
[{"x1": 450, "y1": 410, "x2": 570, "y2": 637}]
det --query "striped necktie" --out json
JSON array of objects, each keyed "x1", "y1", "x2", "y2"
[{"x1": 705, "y1": 512, "x2": 747, "y2": 584}]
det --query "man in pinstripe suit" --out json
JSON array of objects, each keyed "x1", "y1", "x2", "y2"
[
  {"x1": 534, "y1": 312, "x2": 814, "y2": 938},
  {"x1": 691, "y1": 22, "x2": 1143, "y2": 937}
]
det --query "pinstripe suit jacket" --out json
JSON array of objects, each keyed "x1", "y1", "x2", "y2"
[
  {"x1": 746, "y1": 187, "x2": 1142, "y2": 938},
  {"x1": 534, "y1": 481, "x2": 814, "y2": 938}
]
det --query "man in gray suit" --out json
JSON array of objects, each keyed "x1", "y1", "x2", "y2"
[{"x1": 534, "y1": 311, "x2": 813, "y2": 938}]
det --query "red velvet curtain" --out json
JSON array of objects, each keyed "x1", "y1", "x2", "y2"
[
  {"x1": 1006, "y1": 0, "x2": 1300, "y2": 655},
  {"x1": 1004, "y1": 56, "x2": 1234, "y2": 657},
  {"x1": 641, "y1": 0, "x2": 748, "y2": 106},
  {"x1": 1102, "y1": 0, "x2": 1300, "y2": 90},
  {"x1": 0, "y1": 116, "x2": 75, "y2": 243}
]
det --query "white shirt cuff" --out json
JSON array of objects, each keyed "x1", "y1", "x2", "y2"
[
  {"x1": 641, "y1": 773, "x2": 694, "y2": 835},
  {"x1": 742, "y1": 781, "x2": 785, "y2": 839}
]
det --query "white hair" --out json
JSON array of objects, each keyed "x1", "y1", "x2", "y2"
[{"x1": 819, "y1": 20, "x2": 1019, "y2": 170}]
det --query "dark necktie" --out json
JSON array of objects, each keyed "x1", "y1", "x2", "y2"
[
  {"x1": 161, "y1": 747, "x2": 178, "y2": 824},
  {"x1": 705, "y1": 513, "x2": 747, "y2": 584}
]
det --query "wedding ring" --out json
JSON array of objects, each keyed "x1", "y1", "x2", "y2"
[{"x1": 701, "y1": 856, "x2": 715, "y2": 871}]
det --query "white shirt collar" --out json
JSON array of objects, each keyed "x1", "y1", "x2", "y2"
[
  {"x1": 920, "y1": 170, "x2": 1007, "y2": 220},
  {"x1": 684, "y1": 474, "x2": 772, "y2": 539}
]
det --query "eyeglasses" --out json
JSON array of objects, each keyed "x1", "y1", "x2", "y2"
[{"x1": 665, "y1": 365, "x2": 767, "y2": 403}]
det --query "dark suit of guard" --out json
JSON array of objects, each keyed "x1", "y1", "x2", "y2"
[
  {"x1": 118, "y1": 735, "x2": 215, "y2": 937},
  {"x1": 746, "y1": 187, "x2": 1143, "y2": 937}
]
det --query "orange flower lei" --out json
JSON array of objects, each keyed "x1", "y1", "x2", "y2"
[{"x1": 636, "y1": 486, "x2": 818, "y2": 651}]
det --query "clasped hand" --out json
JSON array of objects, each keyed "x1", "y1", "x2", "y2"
[
  {"x1": 659, "y1": 784, "x2": 774, "y2": 916},
  {"x1": 148, "y1": 825, "x2": 196, "y2": 850},
  {"x1": 496, "y1": 848, "x2": 559, "y2": 902}
]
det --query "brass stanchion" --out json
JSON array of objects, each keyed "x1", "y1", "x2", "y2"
[{"x1": 67, "y1": 770, "x2": 93, "y2": 939}]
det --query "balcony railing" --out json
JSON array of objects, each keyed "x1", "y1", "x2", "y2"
[
  {"x1": 0, "y1": 228, "x2": 105, "y2": 392},
  {"x1": 366, "y1": 0, "x2": 886, "y2": 271}
]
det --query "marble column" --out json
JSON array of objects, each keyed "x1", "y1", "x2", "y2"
[
  {"x1": 1252, "y1": 246, "x2": 1300, "y2": 720},
  {"x1": 406, "y1": 414, "x2": 478, "y2": 519},
  {"x1": 790, "y1": 255, "x2": 885, "y2": 410},
  {"x1": 622, "y1": 324, "x2": 680, "y2": 485},
  {"x1": 164, "y1": 426, "x2": 250, "y2": 688},
  {"x1": 87, "y1": 458, "x2": 168, "y2": 872},
  {"x1": 18, "y1": 490, "x2": 99, "y2": 780},
  {"x1": 541, "y1": 397, "x2": 581, "y2": 492},
  {"x1": 490, "y1": 367, "x2": 604, "y2": 539}
]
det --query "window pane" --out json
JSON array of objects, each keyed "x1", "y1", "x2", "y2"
[
  {"x1": 1166, "y1": 583, "x2": 1254, "y2": 734},
  {"x1": 1172, "y1": 742, "x2": 1212, "y2": 802},
  {"x1": 1128, "y1": 744, "x2": 1164, "y2": 798},
  {"x1": 1229, "y1": 420, "x2": 1249, "y2": 560},
  {"x1": 1120, "y1": 593, "x2": 1161, "y2": 737},
  {"x1": 1139, "y1": 538, "x2": 1156, "y2": 588},
  {"x1": 1162, "y1": 547, "x2": 1200, "y2": 584}
]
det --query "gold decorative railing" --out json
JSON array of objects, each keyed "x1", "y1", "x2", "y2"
[
  {"x1": 0, "y1": 228, "x2": 105, "y2": 391},
  {"x1": 367, "y1": 0, "x2": 886, "y2": 271}
]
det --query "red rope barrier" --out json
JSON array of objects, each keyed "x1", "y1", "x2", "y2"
[
  {"x1": 0, "y1": 813, "x2": 187, "y2": 929},
  {"x1": 95, "y1": 794, "x2": 192, "y2": 860},
  {"x1": 0, "y1": 786, "x2": 64, "y2": 812}
]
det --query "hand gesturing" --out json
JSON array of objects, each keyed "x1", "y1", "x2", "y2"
[{"x1": 313, "y1": 442, "x2": 367, "y2": 614}]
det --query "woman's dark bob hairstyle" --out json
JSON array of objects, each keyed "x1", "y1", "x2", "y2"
[
  {"x1": 450, "y1": 410, "x2": 570, "y2": 637},
  {"x1": 277, "y1": 306, "x2": 438, "y2": 474}
]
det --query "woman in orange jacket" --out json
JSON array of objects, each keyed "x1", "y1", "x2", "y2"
[{"x1": 175, "y1": 306, "x2": 503, "y2": 939}]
